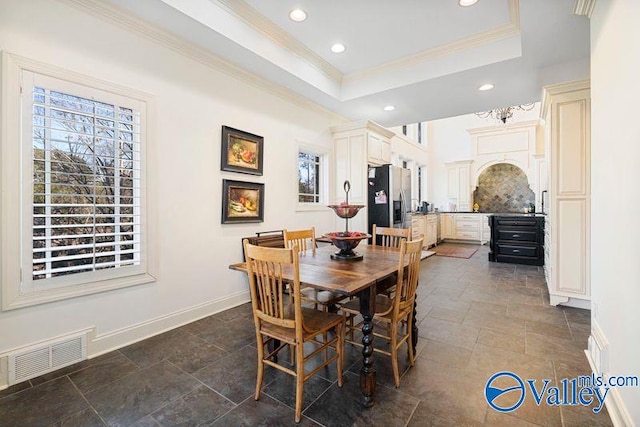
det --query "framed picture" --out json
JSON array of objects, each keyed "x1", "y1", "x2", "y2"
[
  {"x1": 221, "y1": 126, "x2": 264, "y2": 175},
  {"x1": 222, "y1": 179, "x2": 265, "y2": 223}
]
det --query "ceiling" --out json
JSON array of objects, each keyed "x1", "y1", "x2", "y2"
[{"x1": 98, "y1": 0, "x2": 590, "y2": 126}]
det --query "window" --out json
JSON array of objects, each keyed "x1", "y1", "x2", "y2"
[
  {"x1": 298, "y1": 151, "x2": 321, "y2": 203},
  {"x1": 402, "y1": 125, "x2": 407, "y2": 136},
  {"x1": 1, "y1": 53, "x2": 154, "y2": 310},
  {"x1": 418, "y1": 166, "x2": 423, "y2": 201},
  {"x1": 297, "y1": 145, "x2": 328, "y2": 208},
  {"x1": 417, "y1": 122, "x2": 422, "y2": 144},
  {"x1": 31, "y1": 85, "x2": 141, "y2": 281}
]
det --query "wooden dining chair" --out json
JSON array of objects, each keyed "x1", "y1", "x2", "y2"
[
  {"x1": 283, "y1": 228, "x2": 346, "y2": 311},
  {"x1": 340, "y1": 237, "x2": 423, "y2": 387},
  {"x1": 243, "y1": 239, "x2": 345, "y2": 423},
  {"x1": 371, "y1": 224, "x2": 412, "y2": 297},
  {"x1": 372, "y1": 224, "x2": 411, "y2": 248},
  {"x1": 283, "y1": 227, "x2": 317, "y2": 254}
]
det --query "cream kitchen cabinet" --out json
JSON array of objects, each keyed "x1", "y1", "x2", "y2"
[
  {"x1": 411, "y1": 216, "x2": 426, "y2": 241},
  {"x1": 414, "y1": 214, "x2": 438, "y2": 247},
  {"x1": 541, "y1": 80, "x2": 591, "y2": 308},
  {"x1": 439, "y1": 213, "x2": 456, "y2": 239},
  {"x1": 439, "y1": 213, "x2": 491, "y2": 243},
  {"x1": 367, "y1": 132, "x2": 391, "y2": 166},
  {"x1": 480, "y1": 214, "x2": 492, "y2": 244},
  {"x1": 454, "y1": 214, "x2": 480, "y2": 240},
  {"x1": 331, "y1": 121, "x2": 395, "y2": 232},
  {"x1": 425, "y1": 215, "x2": 438, "y2": 247},
  {"x1": 445, "y1": 160, "x2": 473, "y2": 211}
]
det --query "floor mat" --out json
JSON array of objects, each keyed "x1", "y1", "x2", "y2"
[{"x1": 433, "y1": 246, "x2": 478, "y2": 259}]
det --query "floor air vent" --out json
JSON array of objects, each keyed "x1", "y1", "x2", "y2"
[{"x1": 8, "y1": 333, "x2": 87, "y2": 385}]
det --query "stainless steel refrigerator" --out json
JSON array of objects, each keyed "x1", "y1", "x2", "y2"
[{"x1": 367, "y1": 165, "x2": 412, "y2": 243}]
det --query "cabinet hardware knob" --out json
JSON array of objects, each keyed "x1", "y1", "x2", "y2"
[
  {"x1": 513, "y1": 234, "x2": 520, "y2": 238},
  {"x1": 513, "y1": 249, "x2": 520, "y2": 253}
]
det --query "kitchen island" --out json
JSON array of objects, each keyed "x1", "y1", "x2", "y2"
[{"x1": 487, "y1": 214, "x2": 545, "y2": 266}]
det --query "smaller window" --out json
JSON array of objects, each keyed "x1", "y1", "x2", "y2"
[
  {"x1": 418, "y1": 167, "x2": 422, "y2": 201},
  {"x1": 298, "y1": 150, "x2": 321, "y2": 203},
  {"x1": 417, "y1": 122, "x2": 423, "y2": 144},
  {"x1": 402, "y1": 125, "x2": 407, "y2": 136}
]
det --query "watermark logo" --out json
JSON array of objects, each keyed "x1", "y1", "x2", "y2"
[
  {"x1": 484, "y1": 371, "x2": 626, "y2": 414},
  {"x1": 484, "y1": 371, "x2": 526, "y2": 412}
]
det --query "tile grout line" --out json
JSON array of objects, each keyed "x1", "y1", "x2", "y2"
[{"x1": 66, "y1": 375, "x2": 110, "y2": 427}]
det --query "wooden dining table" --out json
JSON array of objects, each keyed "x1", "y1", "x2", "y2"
[{"x1": 229, "y1": 243, "x2": 418, "y2": 408}]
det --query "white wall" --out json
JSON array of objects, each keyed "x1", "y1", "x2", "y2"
[
  {"x1": 0, "y1": 0, "x2": 344, "y2": 374},
  {"x1": 426, "y1": 106, "x2": 541, "y2": 211},
  {"x1": 590, "y1": 1, "x2": 640, "y2": 424}
]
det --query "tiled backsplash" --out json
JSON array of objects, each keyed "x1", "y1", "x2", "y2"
[{"x1": 473, "y1": 163, "x2": 535, "y2": 213}]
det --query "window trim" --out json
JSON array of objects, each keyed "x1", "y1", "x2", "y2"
[
  {"x1": 1, "y1": 52, "x2": 156, "y2": 311},
  {"x1": 296, "y1": 142, "x2": 330, "y2": 212}
]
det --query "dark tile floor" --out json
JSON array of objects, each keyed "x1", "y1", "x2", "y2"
[{"x1": 0, "y1": 243, "x2": 612, "y2": 426}]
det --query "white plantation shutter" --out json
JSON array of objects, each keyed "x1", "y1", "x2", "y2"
[{"x1": 21, "y1": 70, "x2": 147, "y2": 292}]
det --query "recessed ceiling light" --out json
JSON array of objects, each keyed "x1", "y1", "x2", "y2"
[
  {"x1": 383, "y1": 105, "x2": 395, "y2": 111},
  {"x1": 459, "y1": 0, "x2": 479, "y2": 6},
  {"x1": 478, "y1": 83, "x2": 494, "y2": 91},
  {"x1": 289, "y1": 9, "x2": 307, "y2": 22},
  {"x1": 331, "y1": 43, "x2": 346, "y2": 54}
]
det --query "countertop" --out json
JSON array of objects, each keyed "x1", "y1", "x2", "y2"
[{"x1": 414, "y1": 211, "x2": 546, "y2": 216}]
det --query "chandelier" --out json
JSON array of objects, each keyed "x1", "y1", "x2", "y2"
[{"x1": 475, "y1": 103, "x2": 536, "y2": 124}]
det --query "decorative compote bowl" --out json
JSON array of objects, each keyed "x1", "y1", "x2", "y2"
[
  {"x1": 325, "y1": 181, "x2": 370, "y2": 261},
  {"x1": 323, "y1": 230, "x2": 370, "y2": 261}
]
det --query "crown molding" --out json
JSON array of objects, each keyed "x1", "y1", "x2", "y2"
[
  {"x1": 58, "y1": 0, "x2": 346, "y2": 121},
  {"x1": 540, "y1": 79, "x2": 590, "y2": 118},
  {"x1": 573, "y1": 0, "x2": 596, "y2": 18},
  {"x1": 467, "y1": 119, "x2": 542, "y2": 135},
  {"x1": 215, "y1": 0, "x2": 343, "y2": 84},
  {"x1": 330, "y1": 120, "x2": 395, "y2": 138},
  {"x1": 343, "y1": 0, "x2": 521, "y2": 84}
]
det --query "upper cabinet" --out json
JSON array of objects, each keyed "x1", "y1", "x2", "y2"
[
  {"x1": 541, "y1": 79, "x2": 591, "y2": 308},
  {"x1": 445, "y1": 160, "x2": 473, "y2": 211},
  {"x1": 367, "y1": 131, "x2": 391, "y2": 166},
  {"x1": 331, "y1": 121, "x2": 395, "y2": 232}
]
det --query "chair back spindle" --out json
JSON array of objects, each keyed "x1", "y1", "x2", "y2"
[
  {"x1": 372, "y1": 224, "x2": 411, "y2": 248},
  {"x1": 283, "y1": 228, "x2": 316, "y2": 255},
  {"x1": 394, "y1": 238, "x2": 423, "y2": 317},
  {"x1": 244, "y1": 240, "x2": 301, "y2": 331}
]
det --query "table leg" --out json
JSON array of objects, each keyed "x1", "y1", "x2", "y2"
[
  {"x1": 411, "y1": 299, "x2": 418, "y2": 352},
  {"x1": 358, "y1": 286, "x2": 376, "y2": 408},
  {"x1": 268, "y1": 339, "x2": 280, "y2": 362}
]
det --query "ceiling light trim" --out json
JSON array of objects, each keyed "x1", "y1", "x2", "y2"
[
  {"x1": 573, "y1": 0, "x2": 596, "y2": 17},
  {"x1": 289, "y1": 8, "x2": 307, "y2": 22},
  {"x1": 216, "y1": 0, "x2": 342, "y2": 83},
  {"x1": 58, "y1": 0, "x2": 346, "y2": 121}
]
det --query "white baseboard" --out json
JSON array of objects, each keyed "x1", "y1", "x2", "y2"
[
  {"x1": 0, "y1": 291, "x2": 251, "y2": 391},
  {"x1": 585, "y1": 321, "x2": 636, "y2": 427},
  {"x1": 548, "y1": 293, "x2": 590, "y2": 309},
  {"x1": 88, "y1": 290, "x2": 250, "y2": 357},
  {"x1": 585, "y1": 350, "x2": 635, "y2": 427}
]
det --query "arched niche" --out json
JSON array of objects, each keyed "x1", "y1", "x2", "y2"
[{"x1": 473, "y1": 163, "x2": 535, "y2": 213}]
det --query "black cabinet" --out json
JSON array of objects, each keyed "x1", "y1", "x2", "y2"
[{"x1": 488, "y1": 215, "x2": 544, "y2": 266}]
